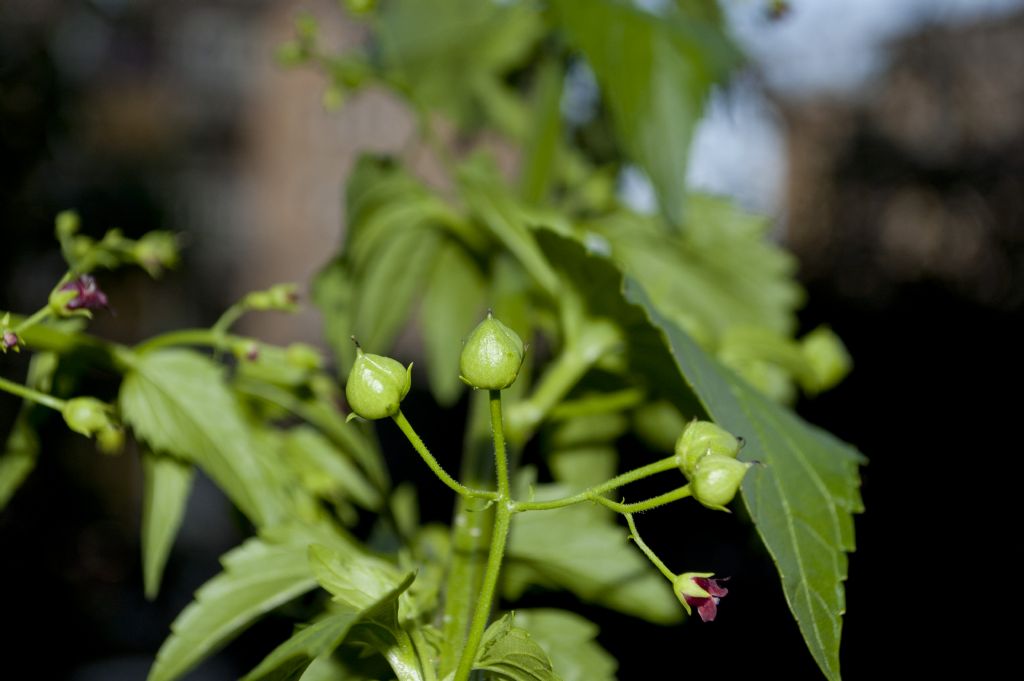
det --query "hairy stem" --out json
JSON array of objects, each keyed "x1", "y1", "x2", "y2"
[
  {"x1": 454, "y1": 391, "x2": 513, "y2": 681},
  {"x1": 392, "y1": 410, "x2": 497, "y2": 501},
  {"x1": 625, "y1": 513, "x2": 677, "y2": 582},
  {"x1": 595, "y1": 485, "x2": 693, "y2": 514},
  {"x1": 513, "y1": 455, "x2": 681, "y2": 512}
]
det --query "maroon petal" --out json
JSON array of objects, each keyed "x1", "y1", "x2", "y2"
[
  {"x1": 696, "y1": 577, "x2": 729, "y2": 598},
  {"x1": 696, "y1": 597, "x2": 720, "y2": 622}
]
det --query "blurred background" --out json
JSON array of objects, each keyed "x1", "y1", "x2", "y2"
[{"x1": 1, "y1": 0, "x2": 1020, "y2": 678}]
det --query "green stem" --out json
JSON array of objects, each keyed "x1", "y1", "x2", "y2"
[
  {"x1": 513, "y1": 455, "x2": 680, "y2": 512},
  {"x1": 453, "y1": 391, "x2": 513, "y2": 681},
  {"x1": 134, "y1": 328, "x2": 242, "y2": 354},
  {"x1": 0, "y1": 375, "x2": 66, "y2": 412},
  {"x1": 625, "y1": 513, "x2": 677, "y2": 582},
  {"x1": 410, "y1": 626, "x2": 439, "y2": 681},
  {"x1": 12, "y1": 307, "x2": 52, "y2": 335},
  {"x1": 392, "y1": 410, "x2": 497, "y2": 501},
  {"x1": 595, "y1": 485, "x2": 693, "y2": 514}
]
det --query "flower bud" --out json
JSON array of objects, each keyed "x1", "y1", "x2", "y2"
[
  {"x1": 675, "y1": 420, "x2": 740, "y2": 478},
  {"x1": 345, "y1": 347, "x2": 411, "y2": 420},
  {"x1": 286, "y1": 342, "x2": 323, "y2": 371},
  {"x1": 132, "y1": 231, "x2": 180, "y2": 277},
  {"x1": 62, "y1": 397, "x2": 114, "y2": 438},
  {"x1": 55, "y1": 210, "x2": 81, "y2": 241},
  {"x1": 2, "y1": 330, "x2": 19, "y2": 353},
  {"x1": 96, "y1": 424, "x2": 125, "y2": 455},
  {"x1": 459, "y1": 313, "x2": 524, "y2": 391},
  {"x1": 800, "y1": 326, "x2": 851, "y2": 394},
  {"x1": 244, "y1": 283, "x2": 299, "y2": 312},
  {"x1": 690, "y1": 453, "x2": 751, "y2": 511}
]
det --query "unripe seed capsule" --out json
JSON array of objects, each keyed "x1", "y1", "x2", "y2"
[
  {"x1": 345, "y1": 346, "x2": 411, "y2": 420},
  {"x1": 459, "y1": 313, "x2": 524, "y2": 391},
  {"x1": 675, "y1": 420, "x2": 741, "y2": 478},
  {"x1": 690, "y1": 453, "x2": 751, "y2": 511}
]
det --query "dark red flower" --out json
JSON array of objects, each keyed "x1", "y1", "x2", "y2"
[
  {"x1": 673, "y1": 572, "x2": 729, "y2": 622},
  {"x1": 61, "y1": 275, "x2": 109, "y2": 311}
]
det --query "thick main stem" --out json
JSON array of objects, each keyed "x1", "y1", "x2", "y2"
[{"x1": 453, "y1": 390, "x2": 513, "y2": 681}]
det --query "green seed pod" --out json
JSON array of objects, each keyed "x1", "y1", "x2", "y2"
[
  {"x1": 675, "y1": 420, "x2": 741, "y2": 478},
  {"x1": 62, "y1": 397, "x2": 113, "y2": 438},
  {"x1": 690, "y1": 453, "x2": 752, "y2": 511},
  {"x1": 459, "y1": 313, "x2": 525, "y2": 391},
  {"x1": 345, "y1": 347, "x2": 411, "y2": 420},
  {"x1": 800, "y1": 325, "x2": 852, "y2": 394}
]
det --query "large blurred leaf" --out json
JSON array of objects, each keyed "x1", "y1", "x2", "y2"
[
  {"x1": 120, "y1": 350, "x2": 290, "y2": 526},
  {"x1": 588, "y1": 196, "x2": 803, "y2": 344},
  {"x1": 552, "y1": 0, "x2": 739, "y2": 225},
  {"x1": 475, "y1": 613, "x2": 561, "y2": 681},
  {"x1": 141, "y1": 450, "x2": 194, "y2": 600},
  {"x1": 376, "y1": 0, "x2": 544, "y2": 136},
  {"x1": 422, "y1": 241, "x2": 487, "y2": 405},
  {"x1": 506, "y1": 485, "x2": 681, "y2": 625},
  {"x1": 283, "y1": 426, "x2": 381, "y2": 511},
  {"x1": 626, "y1": 279, "x2": 864, "y2": 681},
  {"x1": 148, "y1": 531, "x2": 340, "y2": 681},
  {"x1": 516, "y1": 609, "x2": 616, "y2": 681},
  {"x1": 314, "y1": 158, "x2": 459, "y2": 370}
]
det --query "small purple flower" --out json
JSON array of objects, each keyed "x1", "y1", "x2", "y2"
[
  {"x1": 2, "y1": 330, "x2": 18, "y2": 351},
  {"x1": 673, "y1": 573, "x2": 730, "y2": 622},
  {"x1": 62, "y1": 275, "x2": 109, "y2": 311}
]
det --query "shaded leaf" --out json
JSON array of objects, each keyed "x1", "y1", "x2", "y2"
[
  {"x1": 506, "y1": 485, "x2": 681, "y2": 625},
  {"x1": 241, "y1": 610, "x2": 360, "y2": 681},
  {"x1": 120, "y1": 350, "x2": 291, "y2": 526},
  {"x1": 475, "y1": 613, "x2": 561, "y2": 681},
  {"x1": 552, "y1": 0, "x2": 739, "y2": 225},
  {"x1": 626, "y1": 278, "x2": 864, "y2": 681},
  {"x1": 515, "y1": 609, "x2": 616, "y2": 681},
  {"x1": 422, "y1": 241, "x2": 487, "y2": 405},
  {"x1": 148, "y1": 533, "x2": 330, "y2": 681},
  {"x1": 141, "y1": 450, "x2": 194, "y2": 599},
  {"x1": 283, "y1": 426, "x2": 382, "y2": 511}
]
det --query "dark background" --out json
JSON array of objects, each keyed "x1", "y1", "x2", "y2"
[{"x1": 1, "y1": 2, "x2": 1019, "y2": 679}]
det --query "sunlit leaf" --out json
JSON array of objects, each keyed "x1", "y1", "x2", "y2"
[
  {"x1": 120, "y1": 349, "x2": 291, "y2": 526},
  {"x1": 552, "y1": 0, "x2": 739, "y2": 225}
]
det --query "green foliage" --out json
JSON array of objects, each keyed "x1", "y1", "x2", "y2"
[
  {"x1": 120, "y1": 349, "x2": 293, "y2": 526},
  {"x1": 147, "y1": 533, "x2": 328, "y2": 681},
  {"x1": 0, "y1": 2, "x2": 867, "y2": 680},
  {"x1": 515, "y1": 609, "x2": 616, "y2": 681},
  {"x1": 140, "y1": 450, "x2": 194, "y2": 600},
  {"x1": 627, "y1": 280, "x2": 864, "y2": 681},
  {"x1": 552, "y1": 0, "x2": 740, "y2": 226},
  {"x1": 474, "y1": 613, "x2": 560, "y2": 681}
]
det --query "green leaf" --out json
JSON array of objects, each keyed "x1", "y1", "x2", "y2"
[
  {"x1": 422, "y1": 241, "x2": 487, "y2": 405},
  {"x1": 241, "y1": 610, "x2": 360, "y2": 681},
  {"x1": 120, "y1": 349, "x2": 291, "y2": 526},
  {"x1": 459, "y1": 160, "x2": 560, "y2": 298},
  {"x1": 148, "y1": 534, "x2": 324, "y2": 681},
  {"x1": 589, "y1": 197, "x2": 803, "y2": 343},
  {"x1": 0, "y1": 414, "x2": 38, "y2": 512},
  {"x1": 626, "y1": 278, "x2": 864, "y2": 681},
  {"x1": 552, "y1": 0, "x2": 739, "y2": 225},
  {"x1": 1, "y1": 352, "x2": 58, "y2": 511},
  {"x1": 377, "y1": 0, "x2": 543, "y2": 135},
  {"x1": 515, "y1": 610, "x2": 616, "y2": 681},
  {"x1": 475, "y1": 613, "x2": 561, "y2": 681},
  {"x1": 520, "y1": 59, "x2": 564, "y2": 204},
  {"x1": 308, "y1": 543, "x2": 408, "y2": 613},
  {"x1": 141, "y1": 450, "x2": 194, "y2": 600},
  {"x1": 549, "y1": 446, "x2": 617, "y2": 490},
  {"x1": 283, "y1": 426, "x2": 382, "y2": 511},
  {"x1": 506, "y1": 485, "x2": 681, "y2": 625}
]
